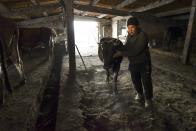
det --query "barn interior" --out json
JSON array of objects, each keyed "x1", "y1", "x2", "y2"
[{"x1": 0, "y1": 0, "x2": 196, "y2": 131}]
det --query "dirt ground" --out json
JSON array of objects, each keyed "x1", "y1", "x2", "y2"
[
  {"x1": 0, "y1": 47, "x2": 195, "y2": 131},
  {"x1": 57, "y1": 50, "x2": 196, "y2": 131}
]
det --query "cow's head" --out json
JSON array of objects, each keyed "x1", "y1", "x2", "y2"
[{"x1": 99, "y1": 38, "x2": 122, "y2": 69}]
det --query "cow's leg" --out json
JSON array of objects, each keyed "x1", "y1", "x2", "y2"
[
  {"x1": 113, "y1": 71, "x2": 118, "y2": 94},
  {"x1": 48, "y1": 37, "x2": 54, "y2": 61},
  {"x1": 112, "y1": 62, "x2": 121, "y2": 94},
  {"x1": 106, "y1": 69, "x2": 110, "y2": 84}
]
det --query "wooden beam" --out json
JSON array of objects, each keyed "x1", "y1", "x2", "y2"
[
  {"x1": 10, "y1": 3, "x2": 60, "y2": 15},
  {"x1": 156, "y1": 7, "x2": 191, "y2": 17},
  {"x1": 74, "y1": 0, "x2": 89, "y2": 5},
  {"x1": 115, "y1": 0, "x2": 137, "y2": 9},
  {"x1": 182, "y1": 0, "x2": 196, "y2": 64},
  {"x1": 43, "y1": 11, "x2": 48, "y2": 16},
  {"x1": 171, "y1": 14, "x2": 190, "y2": 20},
  {"x1": 74, "y1": 4, "x2": 130, "y2": 16},
  {"x1": 17, "y1": 14, "x2": 63, "y2": 26},
  {"x1": 97, "y1": 14, "x2": 107, "y2": 18},
  {"x1": 132, "y1": 0, "x2": 175, "y2": 12},
  {"x1": 0, "y1": 3, "x2": 29, "y2": 19},
  {"x1": 90, "y1": 0, "x2": 100, "y2": 6},
  {"x1": 0, "y1": 3, "x2": 9, "y2": 12},
  {"x1": 75, "y1": 15, "x2": 99, "y2": 21},
  {"x1": 30, "y1": 0, "x2": 49, "y2": 17},
  {"x1": 2, "y1": 2, "x2": 130, "y2": 18},
  {"x1": 64, "y1": 0, "x2": 76, "y2": 70},
  {"x1": 30, "y1": 0, "x2": 39, "y2": 5}
]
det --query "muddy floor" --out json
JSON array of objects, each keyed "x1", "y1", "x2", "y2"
[
  {"x1": 0, "y1": 47, "x2": 195, "y2": 131},
  {"x1": 57, "y1": 51, "x2": 196, "y2": 131}
]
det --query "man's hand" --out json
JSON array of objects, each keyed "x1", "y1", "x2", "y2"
[{"x1": 113, "y1": 51, "x2": 123, "y2": 58}]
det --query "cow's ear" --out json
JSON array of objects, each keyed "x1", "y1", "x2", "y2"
[{"x1": 97, "y1": 42, "x2": 100, "y2": 45}]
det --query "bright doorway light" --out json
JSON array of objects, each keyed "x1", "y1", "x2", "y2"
[{"x1": 74, "y1": 20, "x2": 98, "y2": 56}]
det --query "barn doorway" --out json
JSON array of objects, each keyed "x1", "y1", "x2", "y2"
[{"x1": 74, "y1": 20, "x2": 99, "y2": 56}]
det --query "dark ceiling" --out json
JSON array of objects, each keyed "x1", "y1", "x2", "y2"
[{"x1": 0, "y1": 0, "x2": 193, "y2": 22}]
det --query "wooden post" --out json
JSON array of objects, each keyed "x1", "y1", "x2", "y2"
[
  {"x1": 64, "y1": 0, "x2": 76, "y2": 70},
  {"x1": 182, "y1": 0, "x2": 196, "y2": 64}
]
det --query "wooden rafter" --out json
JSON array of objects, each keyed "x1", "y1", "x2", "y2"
[
  {"x1": 43, "y1": 11, "x2": 48, "y2": 16},
  {"x1": 74, "y1": 4, "x2": 130, "y2": 16},
  {"x1": 10, "y1": 3, "x2": 60, "y2": 16},
  {"x1": 156, "y1": 7, "x2": 191, "y2": 17},
  {"x1": 4, "y1": 2, "x2": 143, "y2": 18},
  {"x1": 171, "y1": 14, "x2": 189, "y2": 20},
  {"x1": 97, "y1": 14, "x2": 107, "y2": 18},
  {"x1": 90, "y1": 0, "x2": 100, "y2": 6},
  {"x1": 115, "y1": 0, "x2": 137, "y2": 9},
  {"x1": 30, "y1": 0, "x2": 39, "y2": 5},
  {"x1": 30, "y1": 0, "x2": 48, "y2": 17},
  {"x1": 0, "y1": 3, "x2": 29, "y2": 19},
  {"x1": 30, "y1": 0, "x2": 49, "y2": 17},
  {"x1": 17, "y1": 14, "x2": 63, "y2": 26},
  {"x1": 1, "y1": 0, "x2": 180, "y2": 19},
  {"x1": 132, "y1": 0, "x2": 175, "y2": 12},
  {"x1": 0, "y1": 3, "x2": 9, "y2": 12}
]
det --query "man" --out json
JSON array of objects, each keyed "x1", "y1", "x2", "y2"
[{"x1": 113, "y1": 17, "x2": 153, "y2": 109}]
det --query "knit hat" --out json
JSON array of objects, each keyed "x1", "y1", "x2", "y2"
[{"x1": 127, "y1": 17, "x2": 139, "y2": 26}]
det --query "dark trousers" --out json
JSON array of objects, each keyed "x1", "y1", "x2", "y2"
[{"x1": 129, "y1": 63, "x2": 153, "y2": 100}]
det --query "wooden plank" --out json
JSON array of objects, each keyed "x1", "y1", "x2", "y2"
[
  {"x1": 132, "y1": 0, "x2": 175, "y2": 12},
  {"x1": 75, "y1": 15, "x2": 99, "y2": 21},
  {"x1": 74, "y1": 0, "x2": 89, "y2": 5},
  {"x1": 90, "y1": 0, "x2": 100, "y2": 6},
  {"x1": 115, "y1": 0, "x2": 137, "y2": 9},
  {"x1": 17, "y1": 14, "x2": 63, "y2": 26},
  {"x1": 65, "y1": 0, "x2": 76, "y2": 70},
  {"x1": 182, "y1": 0, "x2": 196, "y2": 64},
  {"x1": 0, "y1": 3, "x2": 29, "y2": 19},
  {"x1": 156, "y1": 7, "x2": 190, "y2": 17},
  {"x1": 43, "y1": 11, "x2": 48, "y2": 16},
  {"x1": 74, "y1": 4, "x2": 130, "y2": 16},
  {"x1": 2, "y1": 2, "x2": 130, "y2": 18},
  {"x1": 0, "y1": 3, "x2": 9, "y2": 12},
  {"x1": 10, "y1": 3, "x2": 60, "y2": 15},
  {"x1": 171, "y1": 14, "x2": 189, "y2": 20},
  {"x1": 30, "y1": 0, "x2": 39, "y2": 5},
  {"x1": 97, "y1": 14, "x2": 107, "y2": 18},
  {"x1": 30, "y1": 0, "x2": 49, "y2": 17}
]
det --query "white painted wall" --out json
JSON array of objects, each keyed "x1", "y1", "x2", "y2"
[{"x1": 112, "y1": 20, "x2": 117, "y2": 38}]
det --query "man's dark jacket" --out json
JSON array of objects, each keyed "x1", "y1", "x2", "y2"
[{"x1": 121, "y1": 30, "x2": 151, "y2": 65}]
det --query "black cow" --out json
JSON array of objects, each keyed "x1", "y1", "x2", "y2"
[
  {"x1": 98, "y1": 37, "x2": 123, "y2": 94},
  {"x1": 0, "y1": 16, "x2": 25, "y2": 94}
]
